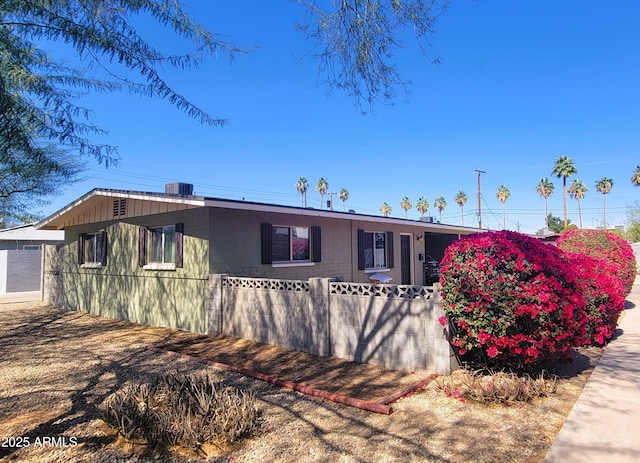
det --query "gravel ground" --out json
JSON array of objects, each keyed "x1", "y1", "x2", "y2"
[{"x1": 0, "y1": 302, "x2": 600, "y2": 463}]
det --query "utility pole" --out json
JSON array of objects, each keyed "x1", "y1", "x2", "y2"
[{"x1": 475, "y1": 169, "x2": 485, "y2": 229}]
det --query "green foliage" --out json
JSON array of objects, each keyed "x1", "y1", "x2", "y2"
[
  {"x1": 101, "y1": 372, "x2": 262, "y2": 456},
  {"x1": 295, "y1": 0, "x2": 449, "y2": 109},
  {"x1": 547, "y1": 213, "x2": 571, "y2": 234},
  {"x1": 1, "y1": 0, "x2": 245, "y2": 216}
]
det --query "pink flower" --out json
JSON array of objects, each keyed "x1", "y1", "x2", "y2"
[{"x1": 487, "y1": 346, "x2": 499, "y2": 358}]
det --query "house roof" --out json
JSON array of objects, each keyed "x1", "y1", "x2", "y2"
[
  {"x1": 36, "y1": 188, "x2": 485, "y2": 235},
  {"x1": 0, "y1": 223, "x2": 64, "y2": 242}
]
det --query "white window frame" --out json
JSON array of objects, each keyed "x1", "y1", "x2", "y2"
[{"x1": 145, "y1": 225, "x2": 176, "y2": 267}]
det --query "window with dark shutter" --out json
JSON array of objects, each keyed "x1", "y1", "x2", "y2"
[{"x1": 357, "y1": 229, "x2": 365, "y2": 270}]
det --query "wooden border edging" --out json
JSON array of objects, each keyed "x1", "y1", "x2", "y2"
[{"x1": 147, "y1": 346, "x2": 393, "y2": 414}]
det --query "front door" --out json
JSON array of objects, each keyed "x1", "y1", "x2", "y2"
[{"x1": 400, "y1": 234, "x2": 411, "y2": 285}]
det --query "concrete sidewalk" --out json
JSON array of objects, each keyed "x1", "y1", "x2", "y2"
[
  {"x1": 0, "y1": 290, "x2": 42, "y2": 303},
  {"x1": 544, "y1": 276, "x2": 640, "y2": 462}
]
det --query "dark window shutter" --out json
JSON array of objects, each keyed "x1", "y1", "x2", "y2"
[
  {"x1": 311, "y1": 226, "x2": 321, "y2": 262},
  {"x1": 138, "y1": 227, "x2": 146, "y2": 267},
  {"x1": 78, "y1": 234, "x2": 85, "y2": 264},
  {"x1": 99, "y1": 230, "x2": 107, "y2": 266},
  {"x1": 175, "y1": 223, "x2": 184, "y2": 268},
  {"x1": 357, "y1": 229, "x2": 365, "y2": 270},
  {"x1": 386, "y1": 231, "x2": 394, "y2": 268},
  {"x1": 261, "y1": 223, "x2": 272, "y2": 264}
]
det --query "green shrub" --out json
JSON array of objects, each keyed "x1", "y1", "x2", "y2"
[{"x1": 101, "y1": 372, "x2": 262, "y2": 456}]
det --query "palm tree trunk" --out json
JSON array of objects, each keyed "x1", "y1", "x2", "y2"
[
  {"x1": 502, "y1": 204, "x2": 506, "y2": 229},
  {"x1": 461, "y1": 205, "x2": 464, "y2": 226},
  {"x1": 603, "y1": 195, "x2": 607, "y2": 229},
  {"x1": 563, "y1": 177, "x2": 568, "y2": 228},
  {"x1": 578, "y1": 200, "x2": 583, "y2": 229},
  {"x1": 545, "y1": 198, "x2": 549, "y2": 229}
]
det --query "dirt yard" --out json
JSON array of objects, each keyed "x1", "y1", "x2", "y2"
[{"x1": 0, "y1": 301, "x2": 602, "y2": 463}]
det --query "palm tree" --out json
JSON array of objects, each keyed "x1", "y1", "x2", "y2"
[
  {"x1": 434, "y1": 195, "x2": 447, "y2": 223},
  {"x1": 400, "y1": 196, "x2": 412, "y2": 218},
  {"x1": 454, "y1": 190, "x2": 468, "y2": 226},
  {"x1": 568, "y1": 179, "x2": 588, "y2": 229},
  {"x1": 339, "y1": 188, "x2": 349, "y2": 211},
  {"x1": 551, "y1": 156, "x2": 577, "y2": 228},
  {"x1": 295, "y1": 177, "x2": 308, "y2": 207},
  {"x1": 496, "y1": 185, "x2": 510, "y2": 229},
  {"x1": 315, "y1": 177, "x2": 329, "y2": 209},
  {"x1": 380, "y1": 202, "x2": 392, "y2": 217},
  {"x1": 595, "y1": 177, "x2": 614, "y2": 229},
  {"x1": 416, "y1": 197, "x2": 429, "y2": 217},
  {"x1": 536, "y1": 178, "x2": 555, "y2": 230},
  {"x1": 632, "y1": 166, "x2": 640, "y2": 188}
]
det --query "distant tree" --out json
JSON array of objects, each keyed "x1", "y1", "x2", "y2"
[
  {"x1": 632, "y1": 166, "x2": 640, "y2": 188},
  {"x1": 315, "y1": 177, "x2": 329, "y2": 209},
  {"x1": 296, "y1": 177, "x2": 309, "y2": 207},
  {"x1": 547, "y1": 213, "x2": 571, "y2": 234},
  {"x1": 551, "y1": 156, "x2": 578, "y2": 228},
  {"x1": 434, "y1": 195, "x2": 447, "y2": 223},
  {"x1": 625, "y1": 202, "x2": 640, "y2": 243},
  {"x1": 400, "y1": 196, "x2": 413, "y2": 218},
  {"x1": 536, "y1": 178, "x2": 555, "y2": 230},
  {"x1": 416, "y1": 196, "x2": 429, "y2": 217},
  {"x1": 454, "y1": 190, "x2": 468, "y2": 226},
  {"x1": 595, "y1": 177, "x2": 614, "y2": 229},
  {"x1": 339, "y1": 187, "x2": 349, "y2": 211},
  {"x1": 568, "y1": 179, "x2": 588, "y2": 229},
  {"x1": 496, "y1": 185, "x2": 510, "y2": 229},
  {"x1": 380, "y1": 202, "x2": 392, "y2": 217}
]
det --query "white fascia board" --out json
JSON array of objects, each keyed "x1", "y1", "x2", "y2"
[{"x1": 203, "y1": 198, "x2": 483, "y2": 234}]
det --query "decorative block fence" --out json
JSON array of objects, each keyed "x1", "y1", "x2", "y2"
[{"x1": 209, "y1": 275, "x2": 456, "y2": 374}]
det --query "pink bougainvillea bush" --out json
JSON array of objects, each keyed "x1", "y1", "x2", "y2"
[
  {"x1": 439, "y1": 230, "x2": 587, "y2": 372},
  {"x1": 556, "y1": 228, "x2": 636, "y2": 296},
  {"x1": 563, "y1": 252, "x2": 625, "y2": 346}
]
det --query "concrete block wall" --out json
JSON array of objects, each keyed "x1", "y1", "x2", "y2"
[
  {"x1": 0, "y1": 249, "x2": 42, "y2": 293},
  {"x1": 220, "y1": 277, "x2": 327, "y2": 355},
  {"x1": 212, "y1": 275, "x2": 455, "y2": 374},
  {"x1": 328, "y1": 282, "x2": 453, "y2": 373}
]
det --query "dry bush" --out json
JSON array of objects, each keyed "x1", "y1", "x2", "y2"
[
  {"x1": 101, "y1": 371, "x2": 262, "y2": 456},
  {"x1": 434, "y1": 369, "x2": 557, "y2": 404}
]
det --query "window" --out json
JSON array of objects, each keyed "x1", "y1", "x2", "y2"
[
  {"x1": 149, "y1": 225, "x2": 176, "y2": 263},
  {"x1": 261, "y1": 223, "x2": 321, "y2": 265},
  {"x1": 272, "y1": 226, "x2": 310, "y2": 262},
  {"x1": 358, "y1": 229, "x2": 394, "y2": 270},
  {"x1": 22, "y1": 245, "x2": 41, "y2": 250},
  {"x1": 138, "y1": 224, "x2": 183, "y2": 269},
  {"x1": 78, "y1": 231, "x2": 106, "y2": 266}
]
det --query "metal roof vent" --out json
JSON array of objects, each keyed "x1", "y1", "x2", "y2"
[{"x1": 165, "y1": 182, "x2": 194, "y2": 196}]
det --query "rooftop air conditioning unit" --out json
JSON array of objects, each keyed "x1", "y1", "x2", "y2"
[
  {"x1": 165, "y1": 182, "x2": 194, "y2": 196},
  {"x1": 419, "y1": 216, "x2": 435, "y2": 223}
]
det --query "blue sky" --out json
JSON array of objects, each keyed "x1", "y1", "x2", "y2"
[{"x1": 39, "y1": 1, "x2": 640, "y2": 234}]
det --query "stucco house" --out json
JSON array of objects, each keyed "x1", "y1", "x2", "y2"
[{"x1": 37, "y1": 184, "x2": 483, "y2": 373}]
